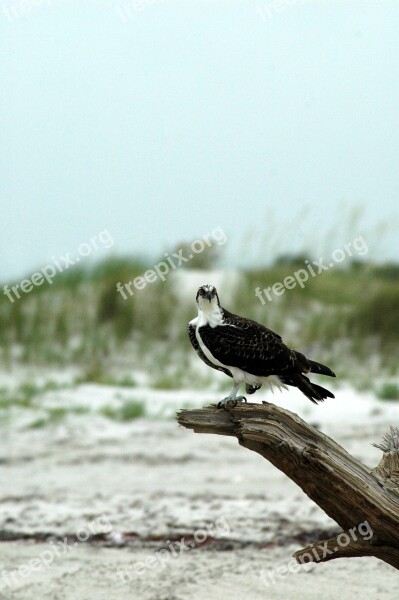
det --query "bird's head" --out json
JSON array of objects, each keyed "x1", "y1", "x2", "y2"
[{"x1": 196, "y1": 284, "x2": 220, "y2": 310}]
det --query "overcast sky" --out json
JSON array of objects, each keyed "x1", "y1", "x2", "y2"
[{"x1": 1, "y1": 0, "x2": 398, "y2": 280}]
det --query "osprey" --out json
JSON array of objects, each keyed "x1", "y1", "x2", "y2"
[{"x1": 187, "y1": 284, "x2": 335, "y2": 407}]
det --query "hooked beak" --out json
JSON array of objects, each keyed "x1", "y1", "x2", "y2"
[{"x1": 204, "y1": 291, "x2": 213, "y2": 302}]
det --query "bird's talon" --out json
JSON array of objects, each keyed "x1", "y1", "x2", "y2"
[
  {"x1": 234, "y1": 396, "x2": 247, "y2": 405},
  {"x1": 217, "y1": 396, "x2": 247, "y2": 409}
]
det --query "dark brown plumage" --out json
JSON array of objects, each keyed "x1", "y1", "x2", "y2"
[{"x1": 188, "y1": 284, "x2": 335, "y2": 405}]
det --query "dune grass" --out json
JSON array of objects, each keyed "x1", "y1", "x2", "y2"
[
  {"x1": 0, "y1": 253, "x2": 398, "y2": 385},
  {"x1": 376, "y1": 383, "x2": 399, "y2": 401},
  {"x1": 100, "y1": 399, "x2": 146, "y2": 421}
]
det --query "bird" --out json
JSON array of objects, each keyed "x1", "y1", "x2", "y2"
[{"x1": 187, "y1": 284, "x2": 335, "y2": 408}]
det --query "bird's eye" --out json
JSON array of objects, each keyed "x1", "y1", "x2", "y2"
[{"x1": 199, "y1": 289, "x2": 204, "y2": 295}]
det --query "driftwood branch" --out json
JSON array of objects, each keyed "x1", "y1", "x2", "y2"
[{"x1": 177, "y1": 402, "x2": 399, "y2": 570}]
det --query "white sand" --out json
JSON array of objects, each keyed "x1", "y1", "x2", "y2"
[{"x1": 0, "y1": 383, "x2": 398, "y2": 599}]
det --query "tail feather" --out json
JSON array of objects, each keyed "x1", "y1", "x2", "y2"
[
  {"x1": 298, "y1": 375, "x2": 334, "y2": 404},
  {"x1": 280, "y1": 374, "x2": 334, "y2": 404},
  {"x1": 308, "y1": 360, "x2": 336, "y2": 378},
  {"x1": 310, "y1": 382, "x2": 335, "y2": 400}
]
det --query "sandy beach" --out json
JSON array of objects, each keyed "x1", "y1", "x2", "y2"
[{"x1": 0, "y1": 381, "x2": 398, "y2": 599}]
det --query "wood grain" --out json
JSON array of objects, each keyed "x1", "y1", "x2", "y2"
[{"x1": 177, "y1": 402, "x2": 399, "y2": 569}]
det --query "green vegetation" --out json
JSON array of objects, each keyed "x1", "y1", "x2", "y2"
[
  {"x1": 76, "y1": 360, "x2": 137, "y2": 387},
  {"x1": 28, "y1": 406, "x2": 90, "y2": 429},
  {"x1": 0, "y1": 380, "x2": 65, "y2": 409},
  {"x1": 0, "y1": 253, "x2": 398, "y2": 384},
  {"x1": 348, "y1": 287, "x2": 399, "y2": 344},
  {"x1": 376, "y1": 383, "x2": 399, "y2": 401},
  {"x1": 0, "y1": 380, "x2": 145, "y2": 427},
  {"x1": 100, "y1": 399, "x2": 146, "y2": 421}
]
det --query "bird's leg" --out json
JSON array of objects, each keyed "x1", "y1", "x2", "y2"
[{"x1": 217, "y1": 383, "x2": 247, "y2": 409}]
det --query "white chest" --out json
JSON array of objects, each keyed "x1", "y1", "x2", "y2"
[{"x1": 190, "y1": 310, "x2": 227, "y2": 370}]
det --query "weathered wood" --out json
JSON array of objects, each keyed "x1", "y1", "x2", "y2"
[{"x1": 177, "y1": 402, "x2": 399, "y2": 570}]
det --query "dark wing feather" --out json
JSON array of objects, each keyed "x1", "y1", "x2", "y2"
[
  {"x1": 221, "y1": 309, "x2": 283, "y2": 341},
  {"x1": 198, "y1": 310, "x2": 310, "y2": 377},
  {"x1": 187, "y1": 322, "x2": 232, "y2": 378}
]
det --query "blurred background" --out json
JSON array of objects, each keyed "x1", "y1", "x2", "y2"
[{"x1": 1, "y1": 1, "x2": 399, "y2": 599}]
